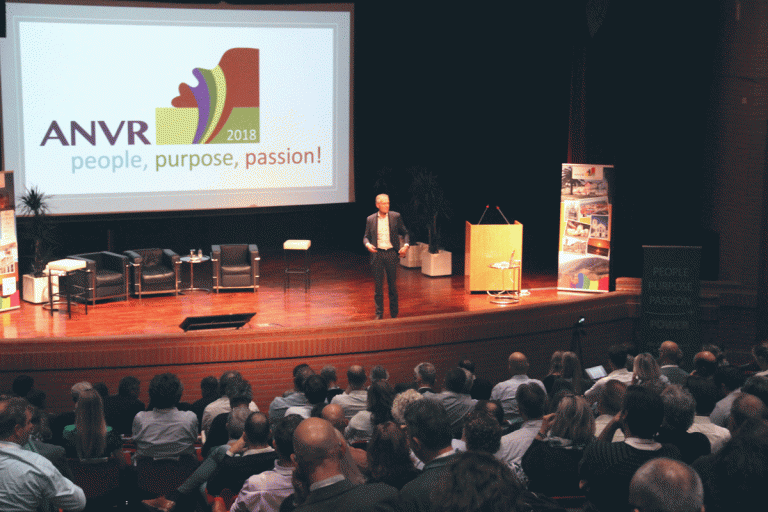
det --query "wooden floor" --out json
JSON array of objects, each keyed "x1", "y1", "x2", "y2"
[{"x1": 2, "y1": 249, "x2": 562, "y2": 340}]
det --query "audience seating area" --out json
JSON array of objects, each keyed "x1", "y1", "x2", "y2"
[{"x1": 6, "y1": 339, "x2": 768, "y2": 512}]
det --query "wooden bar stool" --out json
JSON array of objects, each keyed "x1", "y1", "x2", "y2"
[{"x1": 284, "y1": 240, "x2": 311, "y2": 291}]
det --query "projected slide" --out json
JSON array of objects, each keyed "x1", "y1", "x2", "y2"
[{"x1": 1, "y1": 3, "x2": 352, "y2": 215}]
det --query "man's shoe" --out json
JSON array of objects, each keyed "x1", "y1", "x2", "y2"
[
  {"x1": 142, "y1": 496, "x2": 176, "y2": 512},
  {"x1": 374, "y1": 314, "x2": 383, "y2": 320}
]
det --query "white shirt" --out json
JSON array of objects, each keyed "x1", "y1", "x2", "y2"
[
  {"x1": 202, "y1": 397, "x2": 259, "y2": 435},
  {"x1": 0, "y1": 441, "x2": 86, "y2": 512},
  {"x1": 584, "y1": 368, "x2": 634, "y2": 403},
  {"x1": 689, "y1": 415, "x2": 730, "y2": 453},
  {"x1": 490, "y1": 375, "x2": 546, "y2": 423},
  {"x1": 376, "y1": 214, "x2": 392, "y2": 250},
  {"x1": 496, "y1": 419, "x2": 543, "y2": 467},
  {"x1": 330, "y1": 390, "x2": 368, "y2": 420},
  {"x1": 229, "y1": 460, "x2": 293, "y2": 512}
]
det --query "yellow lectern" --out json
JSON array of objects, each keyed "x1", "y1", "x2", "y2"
[{"x1": 464, "y1": 221, "x2": 523, "y2": 293}]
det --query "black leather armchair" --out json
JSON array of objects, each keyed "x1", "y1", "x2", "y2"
[
  {"x1": 124, "y1": 248, "x2": 181, "y2": 298},
  {"x1": 67, "y1": 252, "x2": 129, "y2": 305},
  {"x1": 211, "y1": 244, "x2": 259, "y2": 293}
]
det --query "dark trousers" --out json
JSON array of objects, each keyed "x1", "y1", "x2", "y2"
[{"x1": 372, "y1": 249, "x2": 399, "y2": 317}]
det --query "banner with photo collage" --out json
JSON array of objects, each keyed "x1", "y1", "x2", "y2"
[
  {"x1": 558, "y1": 164, "x2": 614, "y2": 292},
  {"x1": 0, "y1": 171, "x2": 19, "y2": 312}
]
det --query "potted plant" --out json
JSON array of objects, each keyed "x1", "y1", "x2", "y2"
[
  {"x1": 19, "y1": 187, "x2": 54, "y2": 303},
  {"x1": 408, "y1": 168, "x2": 452, "y2": 276}
]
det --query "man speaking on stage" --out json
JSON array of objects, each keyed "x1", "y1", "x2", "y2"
[{"x1": 364, "y1": 194, "x2": 409, "y2": 319}]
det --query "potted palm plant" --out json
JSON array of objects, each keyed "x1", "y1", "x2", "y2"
[
  {"x1": 19, "y1": 187, "x2": 54, "y2": 303},
  {"x1": 409, "y1": 168, "x2": 452, "y2": 276}
]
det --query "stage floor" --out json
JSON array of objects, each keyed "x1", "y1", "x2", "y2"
[{"x1": 3, "y1": 249, "x2": 566, "y2": 340}]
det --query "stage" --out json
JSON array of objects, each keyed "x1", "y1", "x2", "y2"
[{"x1": 0, "y1": 250, "x2": 640, "y2": 413}]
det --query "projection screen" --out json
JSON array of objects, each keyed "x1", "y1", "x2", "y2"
[{"x1": 1, "y1": 2, "x2": 353, "y2": 215}]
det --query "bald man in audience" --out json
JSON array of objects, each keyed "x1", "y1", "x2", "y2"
[
  {"x1": 727, "y1": 392, "x2": 767, "y2": 434},
  {"x1": 690, "y1": 351, "x2": 717, "y2": 379},
  {"x1": 289, "y1": 418, "x2": 397, "y2": 511},
  {"x1": 321, "y1": 404, "x2": 367, "y2": 470},
  {"x1": 490, "y1": 352, "x2": 545, "y2": 424},
  {"x1": 629, "y1": 458, "x2": 704, "y2": 512},
  {"x1": 330, "y1": 365, "x2": 369, "y2": 420},
  {"x1": 658, "y1": 341, "x2": 689, "y2": 385}
]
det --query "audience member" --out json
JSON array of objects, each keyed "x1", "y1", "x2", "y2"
[
  {"x1": 632, "y1": 353, "x2": 669, "y2": 395},
  {"x1": 751, "y1": 341, "x2": 768, "y2": 377},
  {"x1": 473, "y1": 399, "x2": 507, "y2": 433},
  {"x1": 226, "y1": 414, "x2": 303, "y2": 512},
  {"x1": 190, "y1": 376, "x2": 219, "y2": 429},
  {"x1": 655, "y1": 385, "x2": 710, "y2": 464},
  {"x1": 541, "y1": 351, "x2": 564, "y2": 395},
  {"x1": 286, "y1": 375, "x2": 329, "y2": 419},
  {"x1": 62, "y1": 388, "x2": 122, "y2": 461},
  {"x1": 461, "y1": 410, "x2": 502, "y2": 454},
  {"x1": 628, "y1": 458, "x2": 704, "y2": 512},
  {"x1": 727, "y1": 392, "x2": 767, "y2": 434},
  {"x1": 740, "y1": 374, "x2": 768, "y2": 406},
  {"x1": 320, "y1": 404, "x2": 368, "y2": 471},
  {"x1": 392, "y1": 389, "x2": 424, "y2": 426},
  {"x1": 23, "y1": 405, "x2": 74, "y2": 481},
  {"x1": 399, "y1": 399, "x2": 460, "y2": 512},
  {"x1": 287, "y1": 418, "x2": 397, "y2": 512},
  {"x1": 144, "y1": 410, "x2": 276, "y2": 512},
  {"x1": 521, "y1": 394, "x2": 595, "y2": 497},
  {"x1": 579, "y1": 385, "x2": 682, "y2": 512},
  {"x1": 0, "y1": 396, "x2": 86, "y2": 512},
  {"x1": 50, "y1": 381, "x2": 93, "y2": 446},
  {"x1": 329, "y1": 365, "x2": 368, "y2": 421},
  {"x1": 496, "y1": 383, "x2": 547, "y2": 467},
  {"x1": 490, "y1": 352, "x2": 545, "y2": 424},
  {"x1": 413, "y1": 362, "x2": 436, "y2": 394},
  {"x1": 93, "y1": 382, "x2": 109, "y2": 401},
  {"x1": 690, "y1": 351, "x2": 717, "y2": 379},
  {"x1": 692, "y1": 418, "x2": 768, "y2": 512},
  {"x1": 269, "y1": 365, "x2": 315, "y2": 428},
  {"x1": 708, "y1": 365, "x2": 744, "y2": 427},
  {"x1": 345, "y1": 380, "x2": 394, "y2": 443},
  {"x1": 321, "y1": 366, "x2": 343, "y2": 402},
  {"x1": 433, "y1": 451, "x2": 521, "y2": 512},
  {"x1": 202, "y1": 371, "x2": 259, "y2": 435},
  {"x1": 133, "y1": 373, "x2": 198, "y2": 461},
  {"x1": 584, "y1": 344, "x2": 634, "y2": 405},
  {"x1": 685, "y1": 374, "x2": 730, "y2": 453},
  {"x1": 104, "y1": 375, "x2": 145, "y2": 436},
  {"x1": 551, "y1": 351, "x2": 587, "y2": 396},
  {"x1": 425, "y1": 368, "x2": 477, "y2": 439},
  {"x1": 365, "y1": 421, "x2": 420, "y2": 490},
  {"x1": 11, "y1": 374, "x2": 35, "y2": 399},
  {"x1": 458, "y1": 359, "x2": 493, "y2": 400},
  {"x1": 658, "y1": 341, "x2": 689, "y2": 385},
  {"x1": 370, "y1": 365, "x2": 389, "y2": 383},
  {"x1": 594, "y1": 379, "x2": 627, "y2": 442},
  {"x1": 202, "y1": 379, "x2": 254, "y2": 457},
  {"x1": 701, "y1": 342, "x2": 729, "y2": 368}
]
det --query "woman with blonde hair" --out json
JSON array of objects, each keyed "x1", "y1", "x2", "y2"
[
  {"x1": 63, "y1": 388, "x2": 122, "y2": 460},
  {"x1": 632, "y1": 352, "x2": 668, "y2": 395},
  {"x1": 521, "y1": 394, "x2": 595, "y2": 497},
  {"x1": 550, "y1": 351, "x2": 587, "y2": 398}
]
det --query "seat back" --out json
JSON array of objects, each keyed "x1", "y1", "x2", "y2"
[
  {"x1": 135, "y1": 248, "x2": 164, "y2": 268},
  {"x1": 220, "y1": 244, "x2": 249, "y2": 266},
  {"x1": 68, "y1": 457, "x2": 120, "y2": 499},
  {"x1": 136, "y1": 457, "x2": 199, "y2": 496}
]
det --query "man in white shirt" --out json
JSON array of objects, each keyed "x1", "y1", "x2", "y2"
[
  {"x1": 330, "y1": 365, "x2": 368, "y2": 420},
  {"x1": 225, "y1": 415, "x2": 303, "y2": 512},
  {"x1": 363, "y1": 194, "x2": 409, "y2": 320},
  {"x1": 496, "y1": 383, "x2": 548, "y2": 467},
  {"x1": 0, "y1": 397, "x2": 86, "y2": 512},
  {"x1": 584, "y1": 345, "x2": 634, "y2": 405},
  {"x1": 490, "y1": 352, "x2": 546, "y2": 424},
  {"x1": 202, "y1": 371, "x2": 259, "y2": 435}
]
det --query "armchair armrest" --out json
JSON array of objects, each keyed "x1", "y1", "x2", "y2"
[
  {"x1": 162, "y1": 249, "x2": 181, "y2": 268},
  {"x1": 124, "y1": 250, "x2": 143, "y2": 266}
]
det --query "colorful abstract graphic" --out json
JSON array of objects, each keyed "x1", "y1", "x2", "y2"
[{"x1": 156, "y1": 48, "x2": 259, "y2": 145}]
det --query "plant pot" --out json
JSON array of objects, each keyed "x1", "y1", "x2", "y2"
[
  {"x1": 400, "y1": 242, "x2": 427, "y2": 268},
  {"x1": 22, "y1": 273, "x2": 54, "y2": 304},
  {"x1": 421, "y1": 250, "x2": 452, "y2": 277}
]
